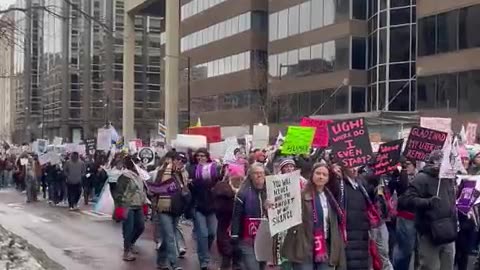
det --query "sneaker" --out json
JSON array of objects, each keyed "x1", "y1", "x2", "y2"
[
  {"x1": 68, "y1": 207, "x2": 74, "y2": 211},
  {"x1": 122, "y1": 251, "x2": 136, "y2": 262},
  {"x1": 130, "y1": 246, "x2": 139, "y2": 254},
  {"x1": 173, "y1": 267, "x2": 183, "y2": 270}
]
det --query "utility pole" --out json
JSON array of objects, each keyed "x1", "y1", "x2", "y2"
[
  {"x1": 60, "y1": 0, "x2": 71, "y2": 140},
  {"x1": 24, "y1": 0, "x2": 32, "y2": 143},
  {"x1": 81, "y1": 0, "x2": 92, "y2": 139},
  {"x1": 104, "y1": 0, "x2": 114, "y2": 126}
]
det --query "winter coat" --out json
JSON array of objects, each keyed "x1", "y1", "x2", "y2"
[
  {"x1": 212, "y1": 180, "x2": 237, "y2": 256},
  {"x1": 342, "y1": 179, "x2": 370, "y2": 270},
  {"x1": 113, "y1": 170, "x2": 146, "y2": 208},
  {"x1": 188, "y1": 162, "x2": 221, "y2": 215},
  {"x1": 403, "y1": 165, "x2": 457, "y2": 236},
  {"x1": 282, "y1": 188, "x2": 346, "y2": 269},
  {"x1": 231, "y1": 178, "x2": 266, "y2": 244}
]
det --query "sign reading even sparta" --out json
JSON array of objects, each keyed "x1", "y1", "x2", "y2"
[
  {"x1": 328, "y1": 118, "x2": 373, "y2": 168},
  {"x1": 138, "y1": 148, "x2": 155, "y2": 166}
]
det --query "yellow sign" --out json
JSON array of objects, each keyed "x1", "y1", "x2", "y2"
[{"x1": 282, "y1": 126, "x2": 315, "y2": 155}]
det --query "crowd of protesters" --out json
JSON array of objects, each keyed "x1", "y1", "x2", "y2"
[{"x1": 4, "y1": 137, "x2": 480, "y2": 270}]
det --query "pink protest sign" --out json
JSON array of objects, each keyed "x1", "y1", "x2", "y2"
[{"x1": 300, "y1": 118, "x2": 332, "y2": 147}]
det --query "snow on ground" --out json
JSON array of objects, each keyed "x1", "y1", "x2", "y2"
[{"x1": 0, "y1": 226, "x2": 45, "y2": 270}]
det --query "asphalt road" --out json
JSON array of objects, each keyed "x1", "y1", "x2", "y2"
[{"x1": 0, "y1": 188, "x2": 211, "y2": 270}]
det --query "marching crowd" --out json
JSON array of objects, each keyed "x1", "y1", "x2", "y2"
[{"x1": 2, "y1": 141, "x2": 480, "y2": 270}]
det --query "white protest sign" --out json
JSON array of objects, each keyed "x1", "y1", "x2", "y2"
[
  {"x1": 440, "y1": 137, "x2": 467, "y2": 179},
  {"x1": 223, "y1": 136, "x2": 239, "y2": 162},
  {"x1": 53, "y1": 137, "x2": 63, "y2": 146},
  {"x1": 33, "y1": 139, "x2": 48, "y2": 154},
  {"x1": 38, "y1": 154, "x2": 50, "y2": 165},
  {"x1": 174, "y1": 134, "x2": 207, "y2": 151},
  {"x1": 266, "y1": 170, "x2": 303, "y2": 236},
  {"x1": 138, "y1": 148, "x2": 155, "y2": 166},
  {"x1": 244, "y1": 134, "x2": 253, "y2": 153},
  {"x1": 253, "y1": 125, "x2": 269, "y2": 149},
  {"x1": 209, "y1": 141, "x2": 226, "y2": 159},
  {"x1": 96, "y1": 128, "x2": 112, "y2": 151},
  {"x1": 20, "y1": 158, "x2": 28, "y2": 166},
  {"x1": 467, "y1": 123, "x2": 478, "y2": 145}
]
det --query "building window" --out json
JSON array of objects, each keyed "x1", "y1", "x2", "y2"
[
  {"x1": 459, "y1": 5, "x2": 480, "y2": 50},
  {"x1": 417, "y1": 76, "x2": 436, "y2": 109},
  {"x1": 278, "y1": 9, "x2": 288, "y2": 39},
  {"x1": 353, "y1": 0, "x2": 367, "y2": 20},
  {"x1": 352, "y1": 37, "x2": 366, "y2": 69},
  {"x1": 299, "y1": 1, "x2": 311, "y2": 33},
  {"x1": 351, "y1": 87, "x2": 367, "y2": 113},
  {"x1": 391, "y1": 7, "x2": 411, "y2": 26},
  {"x1": 436, "y1": 11, "x2": 458, "y2": 53},
  {"x1": 389, "y1": 81, "x2": 411, "y2": 111},
  {"x1": 311, "y1": 0, "x2": 324, "y2": 29},
  {"x1": 390, "y1": 26, "x2": 410, "y2": 62},
  {"x1": 288, "y1": 5, "x2": 299, "y2": 36},
  {"x1": 418, "y1": 16, "x2": 436, "y2": 56},
  {"x1": 459, "y1": 70, "x2": 480, "y2": 112}
]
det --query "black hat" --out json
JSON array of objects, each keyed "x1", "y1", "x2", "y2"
[{"x1": 175, "y1": 152, "x2": 188, "y2": 163}]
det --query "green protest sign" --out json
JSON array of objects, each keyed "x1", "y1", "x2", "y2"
[{"x1": 282, "y1": 126, "x2": 316, "y2": 155}]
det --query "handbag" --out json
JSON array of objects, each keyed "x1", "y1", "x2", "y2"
[{"x1": 430, "y1": 217, "x2": 457, "y2": 245}]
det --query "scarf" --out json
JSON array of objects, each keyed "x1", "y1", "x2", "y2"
[
  {"x1": 194, "y1": 162, "x2": 217, "y2": 182},
  {"x1": 313, "y1": 190, "x2": 328, "y2": 262}
]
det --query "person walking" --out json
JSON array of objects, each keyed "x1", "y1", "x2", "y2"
[
  {"x1": 25, "y1": 157, "x2": 39, "y2": 203},
  {"x1": 231, "y1": 164, "x2": 268, "y2": 270},
  {"x1": 189, "y1": 148, "x2": 221, "y2": 270},
  {"x1": 282, "y1": 163, "x2": 346, "y2": 270},
  {"x1": 403, "y1": 150, "x2": 457, "y2": 270},
  {"x1": 64, "y1": 152, "x2": 86, "y2": 210},
  {"x1": 113, "y1": 156, "x2": 147, "y2": 262},
  {"x1": 149, "y1": 152, "x2": 190, "y2": 270}
]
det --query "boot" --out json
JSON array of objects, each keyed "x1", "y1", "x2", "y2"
[{"x1": 122, "y1": 251, "x2": 136, "y2": 261}]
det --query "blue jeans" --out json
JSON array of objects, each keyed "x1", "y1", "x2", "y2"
[
  {"x1": 239, "y1": 242, "x2": 266, "y2": 270},
  {"x1": 122, "y1": 208, "x2": 145, "y2": 251},
  {"x1": 393, "y1": 217, "x2": 416, "y2": 270},
  {"x1": 194, "y1": 211, "x2": 217, "y2": 267},
  {"x1": 291, "y1": 262, "x2": 333, "y2": 270},
  {"x1": 155, "y1": 212, "x2": 179, "y2": 267}
]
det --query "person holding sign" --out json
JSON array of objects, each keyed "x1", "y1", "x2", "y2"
[
  {"x1": 282, "y1": 163, "x2": 346, "y2": 270},
  {"x1": 231, "y1": 164, "x2": 268, "y2": 270}
]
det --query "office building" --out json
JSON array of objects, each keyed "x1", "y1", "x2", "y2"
[
  {"x1": 180, "y1": 0, "x2": 269, "y2": 127},
  {"x1": 417, "y1": 0, "x2": 480, "y2": 128},
  {"x1": 0, "y1": 11, "x2": 16, "y2": 143}
]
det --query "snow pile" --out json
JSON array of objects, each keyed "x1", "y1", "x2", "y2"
[{"x1": 0, "y1": 227, "x2": 45, "y2": 270}]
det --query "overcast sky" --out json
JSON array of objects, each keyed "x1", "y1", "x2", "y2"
[{"x1": 1, "y1": 0, "x2": 17, "y2": 9}]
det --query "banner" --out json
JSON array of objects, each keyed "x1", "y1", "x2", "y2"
[
  {"x1": 373, "y1": 139, "x2": 403, "y2": 176},
  {"x1": 186, "y1": 125, "x2": 221, "y2": 143},
  {"x1": 97, "y1": 128, "x2": 112, "y2": 151},
  {"x1": 403, "y1": 126, "x2": 448, "y2": 161},
  {"x1": 138, "y1": 148, "x2": 155, "y2": 166},
  {"x1": 281, "y1": 126, "x2": 315, "y2": 155},
  {"x1": 467, "y1": 123, "x2": 478, "y2": 145},
  {"x1": 266, "y1": 170, "x2": 303, "y2": 236},
  {"x1": 300, "y1": 118, "x2": 332, "y2": 147},
  {"x1": 253, "y1": 125, "x2": 270, "y2": 149},
  {"x1": 328, "y1": 118, "x2": 373, "y2": 168}
]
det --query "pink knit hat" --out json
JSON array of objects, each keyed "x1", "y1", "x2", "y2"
[
  {"x1": 228, "y1": 163, "x2": 245, "y2": 177},
  {"x1": 458, "y1": 145, "x2": 469, "y2": 160}
]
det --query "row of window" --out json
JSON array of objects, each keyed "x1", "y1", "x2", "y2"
[
  {"x1": 191, "y1": 90, "x2": 262, "y2": 114},
  {"x1": 369, "y1": 0, "x2": 414, "y2": 18},
  {"x1": 181, "y1": 0, "x2": 226, "y2": 21},
  {"x1": 181, "y1": 12, "x2": 252, "y2": 52},
  {"x1": 186, "y1": 51, "x2": 253, "y2": 81},
  {"x1": 418, "y1": 4, "x2": 480, "y2": 57},
  {"x1": 417, "y1": 71, "x2": 480, "y2": 113},
  {"x1": 268, "y1": 37, "x2": 366, "y2": 78},
  {"x1": 269, "y1": 0, "x2": 347, "y2": 42},
  {"x1": 368, "y1": 25, "x2": 416, "y2": 69}
]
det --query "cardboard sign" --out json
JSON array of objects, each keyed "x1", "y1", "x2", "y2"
[
  {"x1": 403, "y1": 126, "x2": 448, "y2": 161},
  {"x1": 186, "y1": 126, "x2": 221, "y2": 143},
  {"x1": 97, "y1": 128, "x2": 112, "y2": 151},
  {"x1": 467, "y1": 123, "x2": 478, "y2": 145},
  {"x1": 138, "y1": 148, "x2": 155, "y2": 166},
  {"x1": 253, "y1": 125, "x2": 269, "y2": 149},
  {"x1": 174, "y1": 134, "x2": 207, "y2": 151},
  {"x1": 300, "y1": 118, "x2": 332, "y2": 147},
  {"x1": 373, "y1": 139, "x2": 403, "y2": 176},
  {"x1": 266, "y1": 170, "x2": 303, "y2": 236},
  {"x1": 457, "y1": 178, "x2": 480, "y2": 215},
  {"x1": 282, "y1": 126, "x2": 315, "y2": 155},
  {"x1": 328, "y1": 118, "x2": 373, "y2": 168},
  {"x1": 223, "y1": 137, "x2": 239, "y2": 162},
  {"x1": 35, "y1": 139, "x2": 47, "y2": 154}
]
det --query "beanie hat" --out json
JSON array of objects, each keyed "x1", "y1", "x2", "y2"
[
  {"x1": 458, "y1": 146, "x2": 469, "y2": 160},
  {"x1": 426, "y1": 150, "x2": 443, "y2": 165},
  {"x1": 279, "y1": 158, "x2": 295, "y2": 170}
]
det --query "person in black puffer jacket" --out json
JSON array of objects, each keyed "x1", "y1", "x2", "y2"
[{"x1": 403, "y1": 150, "x2": 456, "y2": 270}]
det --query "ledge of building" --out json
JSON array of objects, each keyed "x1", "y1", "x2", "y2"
[
  {"x1": 126, "y1": 0, "x2": 165, "y2": 17},
  {"x1": 417, "y1": 47, "x2": 480, "y2": 77}
]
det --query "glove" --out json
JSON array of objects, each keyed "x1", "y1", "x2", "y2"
[
  {"x1": 428, "y1": 196, "x2": 441, "y2": 209},
  {"x1": 113, "y1": 207, "x2": 128, "y2": 221}
]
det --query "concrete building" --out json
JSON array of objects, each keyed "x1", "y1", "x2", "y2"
[
  {"x1": 416, "y1": 0, "x2": 480, "y2": 130},
  {"x1": 0, "y1": 11, "x2": 16, "y2": 143}
]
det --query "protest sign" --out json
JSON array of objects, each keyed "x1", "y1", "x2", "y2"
[
  {"x1": 174, "y1": 134, "x2": 207, "y2": 151},
  {"x1": 38, "y1": 154, "x2": 50, "y2": 165},
  {"x1": 457, "y1": 178, "x2": 480, "y2": 215},
  {"x1": 328, "y1": 118, "x2": 373, "y2": 168},
  {"x1": 266, "y1": 170, "x2": 302, "y2": 236},
  {"x1": 186, "y1": 126, "x2": 221, "y2": 143},
  {"x1": 440, "y1": 137, "x2": 467, "y2": 179},
  {"x1": 253, "y1": 125, "x2": 269, "y2": 149},
  {"x1": 209, "y1": 141, "x2": 226, "y2": 159},
  {"x1": 53, "y1": 137, "x2": 63, "y2": 146},
  {"x1": 300, "y1": 118, "x2": 332, "y2": 147},
  {"x1": 244, "y1": 134, "x2": 253, "y2": 153},
  {"x1": 20, "y1": 158, "x2": 28, "y2": 166},
  {"x1": 38, "y1": 152, "x2": 61, "y2": 165},
  {"x1": 373, "y1": 139, "x2": 403, "y2": 176},
  {"x1": 420, "y1": 117, "x2": 452, "y2": 134},
  {"x1": 97, "y1": 128, "x2": 112, "y2": 151},
  {"x1": 403, "y1": 126, "x2": 447, "y2": 161},
  {"x1": 281, "y1": 126, "x2": 315, "y2": 155},
  {"x1": 467, "y1": 123, "x2": 478, "y2": 145},
  {"x1": 85, "y1": 138, "x2": 96, "y2": 155},
  {"x1": 223, "y1": 137, "x2": 239, "y2": 162},
  {"x1": 35, "y1": 139, "x2": 47, "y2": 154},
  {"x1": 138, "y1": 148, "x2": 155, "y2": 166},
  {"x1": 64, "y1": 143, "x2": 76, "y2": 153}
]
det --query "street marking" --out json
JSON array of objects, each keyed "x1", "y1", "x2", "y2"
[
  {"x1": 80, "y1": 210, "x2": 111, "y2": 219},
  {"x1": 28, "y1": 214, "x2": 51, "y2": 223}
]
